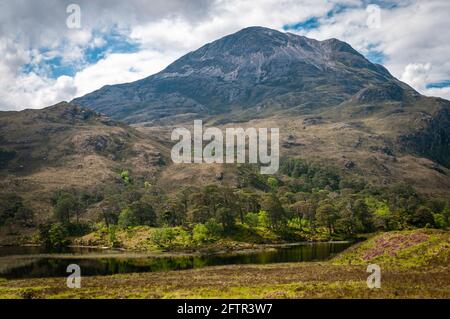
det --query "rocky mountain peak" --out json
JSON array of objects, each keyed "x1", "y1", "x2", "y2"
[{"x1": 73, "y1": 27, "x2": 413, "y2": 124}]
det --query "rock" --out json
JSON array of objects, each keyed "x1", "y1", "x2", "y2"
[{"x1": 344, "y1": 161, "x2": 356, "y2": 169}]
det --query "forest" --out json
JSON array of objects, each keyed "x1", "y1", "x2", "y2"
[{"x1": 2, "y1": 158, "x2": 448, "y2": 250}]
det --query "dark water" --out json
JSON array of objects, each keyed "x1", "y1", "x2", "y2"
[{"x1": 0, "y1": 242, "x2": 351, "y2": 279}]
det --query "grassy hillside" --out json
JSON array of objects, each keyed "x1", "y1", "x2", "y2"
[
  {"x1": 137, "y1": 102, "x2": 450, "y2": 196},
  {"x1": 0, "y1": 103, "x2": 168, "y2": 209},
  {"x1": 333, "y1": 229, "x2": 449, "y2": 268}
]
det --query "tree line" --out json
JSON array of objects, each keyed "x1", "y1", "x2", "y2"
[{"x1": 2, "y1": 158, "x2": 448, "y2": 248}]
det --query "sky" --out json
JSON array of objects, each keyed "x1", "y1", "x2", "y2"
[{"x1": 0, "y1": 0, "x2": 450, "y2": 111}]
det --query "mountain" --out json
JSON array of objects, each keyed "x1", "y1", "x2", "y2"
[
  {"x1": 73, "y1": 27, "x2": 450, "y2": 174},
  {"x1": 72, "y1": 26, "x2": 417, "y2": 124}
]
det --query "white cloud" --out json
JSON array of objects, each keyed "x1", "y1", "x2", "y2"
[
  {"x1": 73, "y1": 50, "x2": 180, "y2": 96},
  {"x1": 303, "y1": 0, "x2": 450, "y2": 99},
  {"x1": 0, "y1": 0, "x2": 449, "y2": 111},
  {"x1": 425, "y1": 87, "x2": 450, "y2": 100},
  {"x1": 400, "y1": 63, "x2": 432, "y2": 91}
]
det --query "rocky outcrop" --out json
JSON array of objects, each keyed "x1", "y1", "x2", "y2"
[{"x1": 400, "y1": 107, "x2": 450, "y2": 168}]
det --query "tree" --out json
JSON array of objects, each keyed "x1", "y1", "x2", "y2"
[
  {"x1": 53, "y1": 193, "x2": 81, "y2": 224},
  {"x1": 336, "y1": 209, "x2": 358, "y2": 235},
  {"x1": 258, "y1": 210, "x2": 270, "y2": 227},
  {"x1": 216, "y1": 207, "x2": 236, "y2": 231},
  {"x1": 189, "y1": 206, "x2": 211, "y2": 224},
  {"x1": 261, "y1": 194, "x2": 286, "y2": 229},
  {"x1": 0, "y1": 194, "x2": 25, "y2": 225},
  {"x1": 290, "y1": 200, "x2": 315, "y2": 227},
  {"x1": 205, "y1": 218, "x2": 223, "y2": 238},
  {"x1": 316, "y1": 203, "x2": 338, "y2": 235},
  {"x1": 162, "y1": 197, "x2": 187, "y2": 226},
  {"x1": 118, "y1": 208, "x2": 138, "y2": 228},
  {"x1": 353, "y1": 199, "x2": 373, "y2": 232},
  {"x1": 15, "y1": 206, "x2": 34, "y2": 227},
  {"x1": 99, "y1": 195, "x2": 122, "y2": 227},
  {"x1": 411, "y1": 206, "x2": 434, "y2": 228},
  {"x1": 161, "y1": 210, "x2": 178, "y2": 227},
  {"x1": 236, "y1": 189, "x2": 260, "y2": 222},
  {"x1": 130, "y1": 197, "x2": 157, "y2": 226}
]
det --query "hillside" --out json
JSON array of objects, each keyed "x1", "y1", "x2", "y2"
[
  {"x1": 333, "y1": 229, "x2": 450, "y2": 268},
  {"x1": 0, "y1": 102, "x2": 168, "y2": 223}
]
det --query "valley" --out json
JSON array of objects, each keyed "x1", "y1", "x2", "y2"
[{"x1": 0, "y1": 26, "x2": 448, "y2": 299}]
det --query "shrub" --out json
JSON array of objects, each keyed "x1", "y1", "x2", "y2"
[
  {"x1": 66, "y1": 222, "x2": 92, "y2": 236},
  {"x1": 175, "y1": 228, "x2": 192, "y2": 248},
  {"x1": 192, "y1": 224, "x2": 209, "y2": 244},
  {"x1": 257, "y1": 211, "x2": 269, "y2": 227},
  {"x1": 288, "y1": 217, "x2": 307, "y2": 229},
  {"x1": 433, "y1": 214, "x2": 448, "y2": 229},
  {"x1": 192, "y1": 219, "x2": 223, "y2": 244},
  {"x1": 267, "y1": 177, "x2": 279, "y2": 190},
  {"x1": 244, "y1": 212, "x2": 259, "y2": 228},
  {"x1": 118, "y1": 208, "x2": 138, "y2": 228},
  {"x1": 108, "y1": 225, "x2": 121, "y2": 248},
  {"x1": 205, "y1": 218, "x2": 223, "y2": 238},
  {"x1": 120, "y1": 170, "x2": 132, "y2": 184},
  {"x1": 152, "y1": 227, "x2": 176, "y2": 249},
  {"x1": 39, "y1": 223, "x2": 69, "y2": 249}
]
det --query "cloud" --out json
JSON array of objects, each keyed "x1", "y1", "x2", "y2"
[
  {"x1": 400, "y1": 63, "x2": 432, "y2": 91},
  {"x1": 302, "y1": 0, "x2": 450, "y2": 99},
  {"x1": 0, "y1": 0, "x2": 449, "y2": 110},
  {"x1": 72, "y1": 50, "x2": 180, "y2": 96}
]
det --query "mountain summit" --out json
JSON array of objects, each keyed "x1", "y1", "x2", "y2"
[
  {"x1": 70, "y1": 27, "x2": 450, "y2": 174},
  {"x1": 72, "y1": 26, "x2": 416, "y2": 124}
]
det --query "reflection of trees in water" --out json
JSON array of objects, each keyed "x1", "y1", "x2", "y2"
[
  {"x1": 0, "y1": 257, "x2": 39, "y2": 274},
  {"x1": 1, "y1": 243, "x2": 351, "y2": 279}
]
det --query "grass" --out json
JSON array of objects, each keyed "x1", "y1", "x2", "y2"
[
  {"x1": 0, "y1": 262, "x2": 448, "y2": 299},
  {"x1": 0, "y1": 229, "x2": 448, "y2": 299},
  {"x1": 332, "y1": 229, "x2": 450, "y2": 268}
]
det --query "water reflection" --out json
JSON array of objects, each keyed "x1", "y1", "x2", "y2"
[{"x1": 0, "y1": 242, "x2": 351, "y2": 279}]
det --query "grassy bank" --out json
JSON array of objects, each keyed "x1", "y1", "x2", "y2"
[
  {"x1": 0, "y1": 229, "x2": 448, "y2": 299},
  {"x1": 72, "y1": 224, "x2": 333, "y2": 253},
  {"x1": 333, "y1": 229, "x2": 449, "y2": 268}
]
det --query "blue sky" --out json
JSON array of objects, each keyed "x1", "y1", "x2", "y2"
[
  {"x1": 1, "y1": 0, "x2": 449, "y2": 110},
  {"x1": 21, "y1": 28, "x2": 141, "y2": 78}
]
